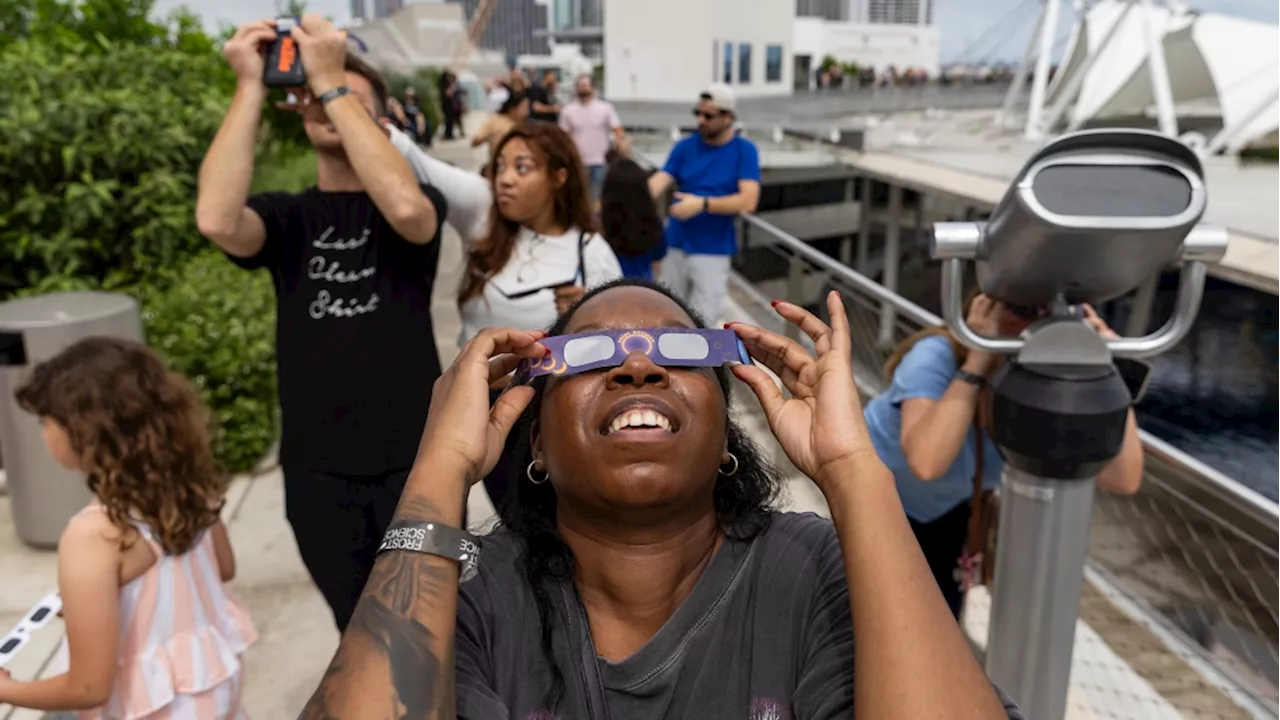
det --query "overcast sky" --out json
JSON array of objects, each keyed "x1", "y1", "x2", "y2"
[{"x1": 157, "y1": 0, "x2": 1279, "y2": 63}]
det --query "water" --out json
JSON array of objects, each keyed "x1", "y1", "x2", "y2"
[{"x1": 1106, "y1": 275, "x2": 1279, "y2": 501}]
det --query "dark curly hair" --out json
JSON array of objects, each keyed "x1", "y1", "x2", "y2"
[
  {"x1": 15, "y1": 337, "x2": 226, "y2": 556},
  {"x1": 488, "y1": 278, "x2": 782, "y2": 711},
  {"x1": 600, "y1": 157, "x2": 664, "y2": 257}
]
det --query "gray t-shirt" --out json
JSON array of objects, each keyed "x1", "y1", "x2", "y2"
[{"x1": 456, "y1": 512, "x2": 1026, "y2": 720}]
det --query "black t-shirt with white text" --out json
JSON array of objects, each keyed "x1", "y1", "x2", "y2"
[
  {"x1": 456, "y1": 512, "x2": 1026, "y2": 720},
  {"x1": 231, "y1": 186, "x2": 447, "y2": 475}
]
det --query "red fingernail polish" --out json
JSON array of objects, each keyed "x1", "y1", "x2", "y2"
[
  {"x1": 723, "y1": 322, "x2": 734, "y2": 328},
  {"x1": 770, "y1": 300, "x2": 781, "y2": 307},
  {"x1": 544, "y1": 347, "x2": 552, "y2": 356}
]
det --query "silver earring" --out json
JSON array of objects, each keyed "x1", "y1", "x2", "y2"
[
  {"x1": 718, "y1": 453, "x2": 739, "y2": 477},
  {"x1": 527, "y1": 460, "x2": 549, "y2": 485}
]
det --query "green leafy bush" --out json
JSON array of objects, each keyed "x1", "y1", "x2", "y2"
[
  {"x1": 133, "y1": 250, "x2": 278, "y2": 473},
  {"x1": 0, "y1": 0, "x2": 292, "y2": 473},
  {"x1": 0, "y1": 37, "x2": 234, "y2": 296}
]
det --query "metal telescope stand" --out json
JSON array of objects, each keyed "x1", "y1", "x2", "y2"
[
  {"x1": 934, "y1": 248, "x2": 1225, "y2": 719},
  {"x1": 933, "y1": 180, "x2": 1228, "y2": 719}
]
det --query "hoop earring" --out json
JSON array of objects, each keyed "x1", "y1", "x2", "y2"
[
  {"x1": 718, "y1": 453, "x2": 739, "y2": 477},
  {"x1": 526, "y1": 461, "x2": 549, "y2": 485}
]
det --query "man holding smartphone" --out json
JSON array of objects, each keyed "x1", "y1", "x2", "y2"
[{"x1": 195, "y1": 15, "x2": 448, "y2": 632}]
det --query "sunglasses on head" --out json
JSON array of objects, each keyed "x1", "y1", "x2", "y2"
[
  {"x1": 513, "y1": 328, "x2": 751, "y2": 386},
  {"x1": 0, "y1": 592, "x2": 61, "y2": 668}
]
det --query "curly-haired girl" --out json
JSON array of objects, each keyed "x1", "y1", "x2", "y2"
[{"x1": 0, "y1": 337, "x2": 257, "y2": 719}]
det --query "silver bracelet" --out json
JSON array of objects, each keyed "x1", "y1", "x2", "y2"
[{"x1": 377, "y1": 520, "x2": 481, "y2": 582}]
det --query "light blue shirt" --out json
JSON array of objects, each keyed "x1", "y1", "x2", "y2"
[{"x1": 863, "y1": 335, "x2": 1004, "y2": 524}]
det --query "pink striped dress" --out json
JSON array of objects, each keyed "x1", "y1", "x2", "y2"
[{"x1": 72, "y1": 507, "x2": 258, "y2": 720}]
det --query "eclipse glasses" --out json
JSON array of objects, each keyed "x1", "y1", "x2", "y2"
[
  {"x1": 513, "y1": 328, "x2": 751, "y2": 386},
  {"x1": 0, "y1": 592, "x2": 61, "y2": 669}
]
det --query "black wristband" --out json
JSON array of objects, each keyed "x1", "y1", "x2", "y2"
[
  {"x1": 319, "y1": 86, "x2": 351, "y2": 105},
  {"x1": 955, "y1": 369, "x2": 986, "y2": 389},
  {"x1": 702, "y1": 196, "x2": 710, "y2": 213},
  {"x1": 378, "y1": 520, "x2": 481, "y2": 582}
]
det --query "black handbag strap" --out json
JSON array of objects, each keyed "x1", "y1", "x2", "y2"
[
  {"x1": 560, "y1": 582, "x2": 611, "y2": 720},
  {"x1": 577, "y1": 229, "x2": 589, "y2": 287}
]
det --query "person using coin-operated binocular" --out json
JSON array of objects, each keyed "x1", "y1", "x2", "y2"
[{"x1": 929, "y1": 128, "x2": 1229, "y2": 720}]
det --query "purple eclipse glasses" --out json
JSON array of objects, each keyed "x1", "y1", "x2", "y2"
[{"x1": 513, "y1": 328, "x2": 752, "y2": 386}]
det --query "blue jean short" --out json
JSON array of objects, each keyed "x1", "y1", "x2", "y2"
[{"x1": 586, "y1": 164, "x2": 606, "y2": 201}]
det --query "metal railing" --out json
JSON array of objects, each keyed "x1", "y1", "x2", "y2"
[{"x1": 727, "y1": 212, "x2": 1279, "y2": 714}]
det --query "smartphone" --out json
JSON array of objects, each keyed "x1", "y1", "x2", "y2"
[{"x1": 264, "y1": 17, "x2": 305, "y2": 88}]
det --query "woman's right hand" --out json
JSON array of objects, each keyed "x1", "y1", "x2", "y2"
[
  {"x1": 966, "y1": 294, "x2": 1003, "y2": 336},
  {"x1": 963, "y1": 294, "x2": 1003, "y2": 375},
  {"x1": 417, "y1": 328, "x2": 548, "y2": 485}
]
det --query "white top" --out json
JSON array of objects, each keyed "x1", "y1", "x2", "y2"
[
  {"x1": 488, "y1": 86, "x2": 511, "y2": 113},
  {"x1": 459, "y1": 226, "x2": 623, "y2": 345},
  {"x1": 387, "y1": 125, "x2": 492, "y2": 242}
]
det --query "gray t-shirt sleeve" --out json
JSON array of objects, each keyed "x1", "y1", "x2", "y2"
[
  {"x1": 456, "y1": 569, "x2": 511, "y2": 720},
  {"x1": 792, "y1": 517, "x2": 855, "y2": 719},
  {"x1": 785, "y1": 515, "x2": 1024, "y2": 720}
]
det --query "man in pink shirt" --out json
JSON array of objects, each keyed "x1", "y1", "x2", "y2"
[{"x1": 558, "y1": 74, "x2": 626, "y2": 201}]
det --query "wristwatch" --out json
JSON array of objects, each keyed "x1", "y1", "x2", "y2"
[
  {"x1": 955, "y1": 369, "x2": 986, "y2": 388},
  {"x1": 702, "y1": 197, "x2": 710, "y2": 214},
  {"x1": 318, "y1": 86, "x2": 352, "y2": 105},
  {"x1": 377, "y1": 520, "x2": 481, "y2": 582}
]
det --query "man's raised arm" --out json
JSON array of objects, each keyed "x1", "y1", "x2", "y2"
[
  {"x1": 291, "y1": 15, "x2": 439, "y2": 245},
  {"x1": 195, "y1": 21, "x2": 275, "y2": 258}
]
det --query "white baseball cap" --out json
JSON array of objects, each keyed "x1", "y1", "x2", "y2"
[{"x1": 700, "y1": 83, "x2": 737, "y2": 113}]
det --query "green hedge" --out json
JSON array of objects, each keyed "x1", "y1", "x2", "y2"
[
  {"x1": 133, "y1": 251, "x2": 279, "y2": 472},
  {"x1": 0, "y1": 38, "x2": 233, "y2": 296},
  {"x1": 0, "y1": 0, "x2": 292, "y2": 474},
  {"x1": 0, "y1": 0, "x2": 441, "y2": 474}
]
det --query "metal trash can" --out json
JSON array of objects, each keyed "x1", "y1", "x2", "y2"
[{"x1": 0, "y1": 292, "x2": 145, "y2": 549}]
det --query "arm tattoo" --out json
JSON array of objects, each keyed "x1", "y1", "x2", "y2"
[{"x1": 299, "y1": 493, "x2": 462, "y2": 719}]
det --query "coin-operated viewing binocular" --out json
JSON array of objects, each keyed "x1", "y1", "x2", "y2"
[
  {"x1": 932, "y1": 128, "x2": 1228, "y2": 479},
  {"x1": 929, "y1": 128, "x2": 1228, "y2": 720}
]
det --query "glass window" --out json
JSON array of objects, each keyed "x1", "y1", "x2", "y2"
[
  {"x1": 723, "y1": 42, "x2": 733, "y2": 84},
  {"x1": 713, "y1": 41, "x2": 719, "y2": 81},
  {"x1": 738, "y1": 43, "x2": 752, "y2": 84},
  {"x1": 766, "y1": 45, "x2": 783, "y2": 83}
]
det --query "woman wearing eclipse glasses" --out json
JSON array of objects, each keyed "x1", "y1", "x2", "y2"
[{"x1": 299, "y1": 279, "x2": 1024, "y2": 720}]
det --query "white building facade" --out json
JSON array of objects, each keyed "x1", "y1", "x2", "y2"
[
  {"x1": 604, "y1": 0, "x2": 793, "y2": 102},
  {"x1": 792, "y1": 16, "x2": 939, "y2": 87}
]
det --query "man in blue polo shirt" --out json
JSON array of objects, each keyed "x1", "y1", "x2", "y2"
[{"x1": 648, "y1": 83, "x2": 761, "y2": 324}]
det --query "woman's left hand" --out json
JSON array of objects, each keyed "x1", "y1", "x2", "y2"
[
  {"x1": 730, "y1": 291, "x2": 880, "y2": 491},
  {"x1": 1081, "y1": 304, "x2": 1119, "y2": 339}
]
